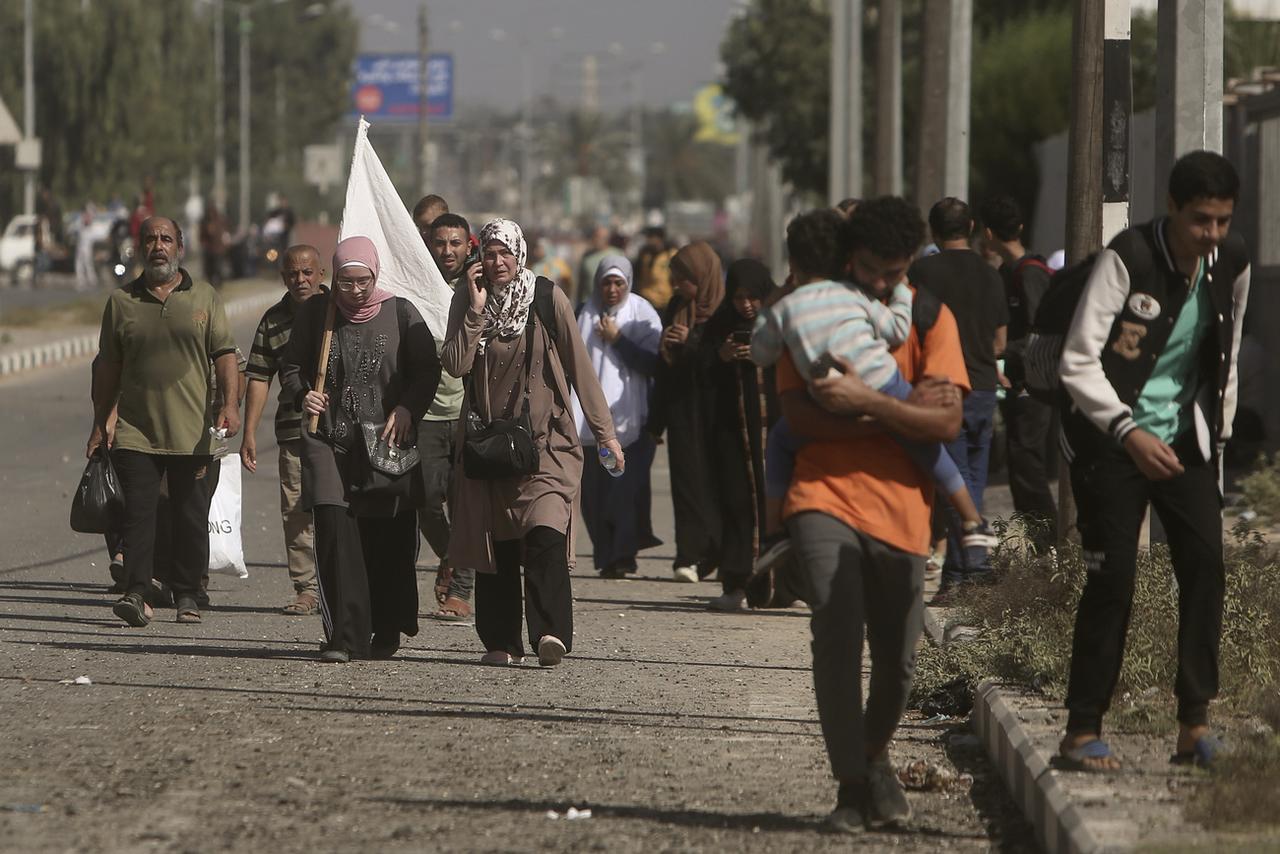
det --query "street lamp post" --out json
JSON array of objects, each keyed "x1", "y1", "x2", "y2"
[
  {"x1": 214, "y1": 0, "x2": 227, "y2": 212},
  {"x1": 238, "y1": 1, "x2": 251, "y2": 232},
  {"x1": 22, "y1": 0, "x2": 35, "y2": 216}
]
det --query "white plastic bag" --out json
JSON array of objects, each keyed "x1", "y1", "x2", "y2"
[{"x1": 208, "y1": 455, "x2": 247, "y2": 578}]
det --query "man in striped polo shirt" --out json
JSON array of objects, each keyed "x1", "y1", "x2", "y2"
[{"x1": 241, "y1": 244, "x2": 327, "y2": 615}]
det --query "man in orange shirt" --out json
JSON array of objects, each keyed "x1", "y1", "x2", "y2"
[{"x1": 777, "y1": 197, "x2": 968, "y2": 833}]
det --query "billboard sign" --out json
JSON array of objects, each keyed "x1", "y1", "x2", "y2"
[{"x1": 349, "y1": 53, "x2": 453, "y2": 122}]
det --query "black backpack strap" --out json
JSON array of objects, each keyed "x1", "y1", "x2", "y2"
[
  {"x1": 911, "y1": 286, "x2": 942, "y2": 344},
  {"x1": 531, "y1": 276, "x2": 558, "y2": 345}
]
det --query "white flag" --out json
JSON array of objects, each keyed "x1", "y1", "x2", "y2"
[{"x1": 338, "y1": 117, "x2": 452, "y2": 341}]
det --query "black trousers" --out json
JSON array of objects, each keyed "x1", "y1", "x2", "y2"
[
  {"x1": 1000, "y1": 390, "x2": 1058, "y2": 551},
  {"x1": 580, "y1": 436, "x2": 656, "y2": 572},
  {"x1": 708, "y1": 425, "x2": 758, "y2": 594},
  {"x1": 665, "y1": 405, "x2": 721, "y2": 570},
  {"x1": 1065, "y1": 437, "x2": 1224, "y2": 734},
  {"x1": 314, "y1": 506, "x2": 420, "y2": 658},
  {"x1": 113, "y1": 451, "x2": 215, "y2": 599},
  {"x1": 475, "y1": 526, "x2": 573, "y2": 657}
]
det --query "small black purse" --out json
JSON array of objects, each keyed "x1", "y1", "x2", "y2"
[{"x1": 462, "y1": 317, "x2": 540, "y2": 480}]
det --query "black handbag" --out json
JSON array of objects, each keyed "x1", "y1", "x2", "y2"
[
  {"x1": 462, "y1": 316, "x2": 541, "y2": 480},
  {"x1": 70, "y1": 447, "x2": 126, "y2": 534},
  {"x1": 360, "y1": 420, "x2": 421, "y2": 475}
]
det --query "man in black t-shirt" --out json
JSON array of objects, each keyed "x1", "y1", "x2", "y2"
[
  {"x1": 980, "y1": 196, "x2": 1057, "y2": 552},
  {"x1": 908, "y1": 198, "x2": 1009, "y2": 591}
]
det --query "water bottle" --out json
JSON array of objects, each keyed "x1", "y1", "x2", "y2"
[{"x1": 599, "y1": 446, "x2": 624, "y2": 478}]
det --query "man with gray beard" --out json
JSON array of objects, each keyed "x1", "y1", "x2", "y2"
[{"x1": 88, "y1": 216, "x2": 240, "y2": 627}]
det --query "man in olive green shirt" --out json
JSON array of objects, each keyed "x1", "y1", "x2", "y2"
[{"x1": 88, "y1": 216, "x2": 240, "y2": 628}]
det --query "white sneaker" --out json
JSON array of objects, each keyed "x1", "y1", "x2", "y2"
[
  {"x1": 537, "y1": 635, "x2": 566, "y2": 667},
  {"x1": 707, "y1": 590, "x2": 747, "y2": 612},
  {"x1": 480, "y1": 650, "x2": 522, "y2": 666},
  {"x1": 672, "y1": 565, "x2": 699, "y2": 583}
]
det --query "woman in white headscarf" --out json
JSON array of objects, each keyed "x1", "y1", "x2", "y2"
[
  {"x1": 441, "y1": 218, "x2": 621, "y2": 668},
  {"x1": 573, "y1": 255, "x2": 664, "y2": 578}
]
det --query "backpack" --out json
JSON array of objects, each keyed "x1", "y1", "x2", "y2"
[{"x1": 1020, "y1": 255, "x2": 1097, "y2": 402}]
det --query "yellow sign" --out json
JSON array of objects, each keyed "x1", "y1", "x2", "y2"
[{"x1": 693, "y1": 84, "x2": 741, "y2": 146}]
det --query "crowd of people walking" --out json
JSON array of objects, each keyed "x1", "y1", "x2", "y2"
[{"x1": 81, "y1": 149, "x2": 1251, "y2": 832}]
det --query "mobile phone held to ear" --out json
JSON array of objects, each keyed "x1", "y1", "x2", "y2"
[
  {"x1": 731, "y1": 329, "x2": 752, "y2": 345},
  {"x1": 809, "y1": 353, "x2": 846, "y2": 381}
]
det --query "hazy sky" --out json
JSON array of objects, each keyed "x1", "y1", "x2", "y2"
[{"x1": 350, "y1": 0, "x2": 743, "y2": 112}]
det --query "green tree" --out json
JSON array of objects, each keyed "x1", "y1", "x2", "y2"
[
  {"x1": 720, "y1": 0, "x2": 831, "y2": 196},
  {"x1": 642, "y1": 110, "x2": 736, "y2": 208}
]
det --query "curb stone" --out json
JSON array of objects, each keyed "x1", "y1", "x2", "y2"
[
  {"x1": 0, "y1": 291, "x2": 278, "y2": 378},
  {"x1": 922, "y1": 608, "x2": 1103, "y2": 854}
]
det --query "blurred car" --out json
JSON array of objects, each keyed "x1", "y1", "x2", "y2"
[{"x1": 0, "y1": 214, "x2": 37, "y2": 285}]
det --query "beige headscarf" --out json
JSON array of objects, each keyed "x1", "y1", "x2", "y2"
[{"x1": 668, "y1": 240, "x2": 724, "y2": 331}]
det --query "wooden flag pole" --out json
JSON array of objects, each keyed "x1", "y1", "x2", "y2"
[{"x1": 308, "y1": 298, "x2": 336, "y2": 434}]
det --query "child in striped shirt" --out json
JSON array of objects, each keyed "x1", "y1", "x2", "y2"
[{"x1": 751, "y1": 210, "x2": 995, "y2": 574}]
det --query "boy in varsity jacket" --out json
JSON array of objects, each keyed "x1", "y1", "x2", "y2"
[{"x1": 1057, "y1": 151, "x2": 1250, "y2": 772}]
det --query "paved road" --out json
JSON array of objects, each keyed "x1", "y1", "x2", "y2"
[{"x1": 0, "y1": 316, "x2": 1033, "y2": 852}]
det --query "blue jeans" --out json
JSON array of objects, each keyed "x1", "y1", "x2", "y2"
[{"x1": 942, "y1": 389, "x2": 998, "y2": 583}]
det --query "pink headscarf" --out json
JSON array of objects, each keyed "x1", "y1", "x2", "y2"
[{"x1": 332, "y1": 236, "x2": 394, "y2": 323}]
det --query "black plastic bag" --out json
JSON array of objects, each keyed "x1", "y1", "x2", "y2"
[{"x1": 70, "y1": 448, "x2": 125, "y2": 533}]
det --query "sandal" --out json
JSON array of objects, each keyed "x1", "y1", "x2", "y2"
[
  {"x1": 112, "y1": 593, "x2": 152, "y2": 627},
  {"x1": 432, "y1": 595, "x2": 472, "y2": 621},
  {"x1": 1056, "y1": 737, "x2": 1121, "y2": 773},
  {"x1": 282, "y1": 592, "x2": 320, "y2": 616},
  {"x1": 176, "y1": 595, "x2": 202, "y2": 624},
  {"x1": 1171, "y1": 734, "x2": 1225, "y2": 768},
  {"x1": 433, "y1": 563, "x2": 454, "y2": 606}
]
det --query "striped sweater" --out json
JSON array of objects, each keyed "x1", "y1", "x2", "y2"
[{"x1": 751, "y1": 279, "x2": 913, "y2": 388}]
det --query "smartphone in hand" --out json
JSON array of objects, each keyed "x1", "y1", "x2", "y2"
[{"x1": 731, "y1": 329, "x2": 752, "y2": 345}]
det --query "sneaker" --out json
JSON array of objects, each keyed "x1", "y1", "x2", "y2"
[
  {"x1": 752, "y1": 536, "x2": 792, "y2": 576},
  {"x1": 866, "y1": 757, "x2": 912, "y2": 828},
  {"x1": 707, "y1": 590, "x2": 747, "y2": 612},
  {"x1": 960, "y1": 519, "x2": 998, "y2": 549},
  {"x1": 319, "y1": 648, "x2": 350, "y2": 664},
  {"x1": 672, "y1": 565, "x2": 699, "y2": 583},
  {"x1": 537, "y1": 635, "x2": 566, "y2": 667},
  {"x1": 826, "y1": 779, "x2": 868, "y2": 834},
  {"x1": 112, "y1": 592, "x2": 150, "y2": 627},
  {"x1": 480, "y1": 650, "x2": 523, "y2": 666}
]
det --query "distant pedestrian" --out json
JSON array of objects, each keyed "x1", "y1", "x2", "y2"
[
  {"x1": 530, "y1": 233, "x2": 574, "y2": 297},
  {"x1": 909, "y1": 197, "x2": 1009, "y2": 594},
  {"x1": 702, "y1": 259, "x2": 778, "y2": 611},
  {"x1": 633, "y1": 225, "x2": 676, "y2": 311},
  {"x1": 574, "y1": 255, "x2": 663, "y2": 579},
  {"x1": 649, "y1": 241, "x2": 725, "y2": 584},
  {"x1": 280, "y1": 237, "x2": 441, "y2": 663},
  {"x1": 1056, "y1": 151, "x2": 1250, "y2": 773},
  {"x1": 74, "y1": 205, "x2": 99, "y2": 292},
  {"x1": 576, "y1": 224, "x2": 611, "y2": 306},
  {"x1": 88, "y1": 216, "x2": 240, "y2": 627},
  {"x1": 412, "y1": 194, "x2": 450, "y2": 239},
  {"x1": 442, "y1": 218, "x2": 621, "y2": 668},
  {"x1": 200, "y1": 204, "x2": 229, "y2": 289},
  {"x1": 241, "y1": 245, "x2": 327, "y2": 616},
  {"x1": 979, "y1": 195, "x2": 1057, "y2": 550},
  {"x1": 420, "y1": 208, "x2": 475, "y2": 620}
]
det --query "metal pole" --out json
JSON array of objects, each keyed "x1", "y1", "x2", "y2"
[
  {"x1": 828, "y1": 0, "x2": 848, "y2": 203},
  {"x1": 915, "y1": 0, "x2": 947, "y2": 212},
  {"x1": 214, "y1": 0, "x2": 226, "y2": 212},
  {"x1": 874, "y1": 0, "x2": 903, "y2": 196},
  {"x1": 1155, "y1": 0, "x2": 1224, "y2": 207},
  {"x1": 417, "y1": 2, "x2": 430, "y2": 197},
  {"x1": 22, "y1": 0, "x2": 34, "y2": 216},
  {"x1": 1102, "y1": 0, "x2": 1132, "y2": 244},
  {"x1": 238, "y1": 1, "x2": 250, "y2": 231},
  {"x1": 944, "y1": 0, "x2": 971, "y2": 200},
  {"x1": 845, "y1": 0, "x2": 863, "y2": 200},
  {"x1": 519, "y1": 50, "x2": 532, "y2": 226}
]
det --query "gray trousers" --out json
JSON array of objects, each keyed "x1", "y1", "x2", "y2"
[
  {"x1": 417, "y1": 418, "x2": 474, "y2": 601},
  {"x1": 788, "y1": 511, "x2": 925, "y2": 782}
]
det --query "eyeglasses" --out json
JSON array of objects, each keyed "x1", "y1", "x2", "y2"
[{"x1": 335, "y1": 275, "x2": 374, "y2": 292}]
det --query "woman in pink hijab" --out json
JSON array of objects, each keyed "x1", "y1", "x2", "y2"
[{"x1": 280, "y1": 236, "x2": 442, "y2": 663}]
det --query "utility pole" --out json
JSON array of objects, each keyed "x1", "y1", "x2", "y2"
[
  {"x1": 22, "y1": 0, "x2": 34, "y2": 216},
  {"x1": 874, "y1": 0, "x2": 903, "y2": 196},
  {"x1": 238, "y1": 2, "x2": 251, "y2": 232},
  {"x1": 915, "y1": 0, "x2": 971, "y2": 209},
  {"x1": 417, "y1": 2, "x2": 430, "y2": 197},
  {"x1": 827, "y1": 0, "x2": 863, "y2": 203},
  {"x1": 1060, "y1": 0, "x2": 1132, "y2": 544},
  {"x1": 1155, "y1": 0, "x2": 1224, "y2": 205},
  {"x1": 214, "y1": 0, "x2": 226, "y2": 213}
]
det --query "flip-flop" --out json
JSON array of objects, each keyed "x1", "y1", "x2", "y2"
[
  {"x1": 1057, "y1": 738, "x2": 1121, "y2": 773},
  {"x1": 1171, "y1": 734, "x2": 1225, "y2": 768}
]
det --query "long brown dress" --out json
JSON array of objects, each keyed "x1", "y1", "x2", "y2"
[{"x1": 441, "y1": 283, "x2": 616, "y2": 573}]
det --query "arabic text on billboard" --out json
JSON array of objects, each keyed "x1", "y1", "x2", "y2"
[{"x1": 350, "y1": 53, "x2": 453, "y2": 122}]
